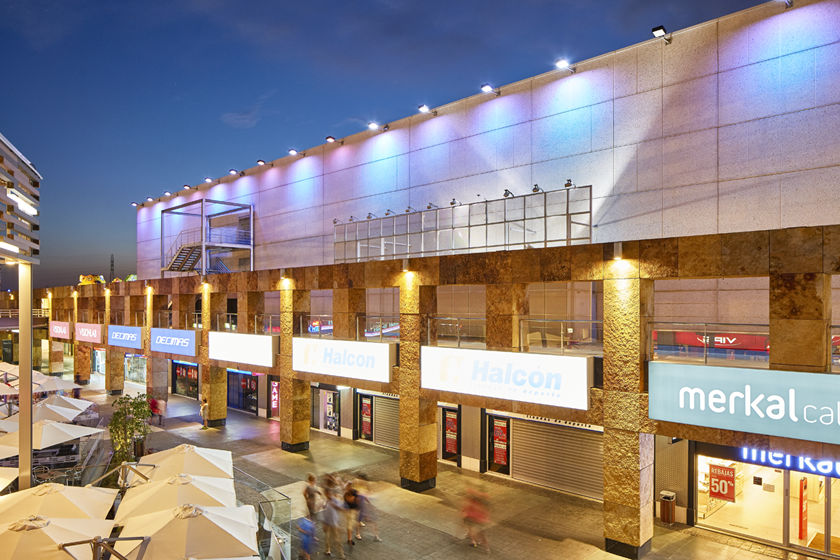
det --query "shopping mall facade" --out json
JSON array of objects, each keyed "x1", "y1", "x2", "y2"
[{"x1": 28, "y1": 0, "x2": 840, "y2": 557}]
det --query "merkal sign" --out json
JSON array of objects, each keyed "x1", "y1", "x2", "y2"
[
  {"x1": 150, "y1": 328, "x2": 196, "y2": 357},
  {"x1": 108, "y1": 325, "x2": 143, "y2": 350},
  {"x1": 649, "y1": 362, "x2": 840, "y2": 446},
  {"x1": 740, "y1": 447, "x2": 840, "y2": 477},
  {"x1": 292, "y1": 338, "x2": 394, "y2": 383},
  {"x1": 421, "y1": 347, "x2": 593, "y2": 410}
]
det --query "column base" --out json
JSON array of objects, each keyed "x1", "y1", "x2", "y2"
[
  {"x1": 281, "y1": 441, "x2": 309, "y2": 453},
  {"x1": 605, "y1": 538, "x2": 651, "y2": 559},
  {"x1": 74, "y1": 379, "x2": 90, "y2": 386},
  {"x1": 400, "y1": 477, "x2": 436, "y2": 493},
  {"x1": 48, "y1": 372, "x2": 64, "y2": 377},
  {"x1": 107, "y1": 389, "x2": 123, "y2": 396},
  {"x1": 207, "y1": 418, "x2": 226, "y2": 428}
]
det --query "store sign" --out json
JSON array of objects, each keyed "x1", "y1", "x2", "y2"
[
  {"x1": 649, "y1": 362, "x2": 840, "y2": 446},
  {"x1": 209, "y1": 332, "x2": 278, "y2": 368},
  {"x1": 421, "y1": 347, "x2": 593, "y2": 410},
  {"x1": 292, "y1": 338, "x2": 395, "y2": 383},
  {"x1": 108, "y1": 325, "x2": 143, "y2": 350},
  {"x1": 150, "y1": 328, "x2": 196, "y2": 356},
  {"x1": 445, "y1": 410, "x2": 458, "y2": 454},
  {"x1": 270, "y1": 381, "x2": 279, "y2": 414},
  {"x1": 493, "y1": 418, "x2": 508, "y2": 465},
  {"x1": 49, "y1": 321, "x2": 70, "y2": 339},
  {"x1": 709, "y1": 465, "x2": 735, "y2": 503},
  {"x1": 74, "y1": 322, "x2": 102, "y2": 344},
  {"x1": 739, "y1": 447, "x2": 840, "y2": 477}
]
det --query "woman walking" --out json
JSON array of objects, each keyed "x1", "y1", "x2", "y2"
[{"x1": 200, "y1": 398, "x2": 209, "y2": 430}]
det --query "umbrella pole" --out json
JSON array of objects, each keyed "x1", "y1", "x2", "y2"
[{"x1": 59, "y1": 535, "x2": 149, "y2": 560}]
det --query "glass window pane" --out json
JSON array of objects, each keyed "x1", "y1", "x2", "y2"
[
  {"x1": 569, "y1": 187, "x2": 590, "y2": 214},
  {"x1": 381, "y1": 217, "x2": 394, "y2": 237},
  {"x1": 345, "y1": 241, "x2": 357, "y2": 260},
  {"x1": 438, "y1": 229, "x2": 452, "y2": 252},
  {"x1": 383, "y1": 236, "x2": 395, "y2": 258},
  {"x1": 357, "y1": 240, "x2": 368, "y2": 260},
  {"x1": 487, "y1": 223, "x2": 505, "y2": 247},
  {"x1": 423, "y1": 231, "x2": 437, "y2": 254},
  {"x1": 508, "y1": 221, "x2": 525, "y2": 244},
  {"x1": 356, "y1": 221, "x2": 368, "y2": 240},
  {"x1": 368, "y1": 220, "x2": 380, "y2": 239},
  {"x1": 526, "y1": 193, "x2": 545, "y2": 219},
  {"x1": 470, "y1": 202, "x2": 487, "y2": 225},
  {"x1": 546, "y1": 191, "x2": 568, "y2": 216},
  {"x1": 438, "y1": 208, "x2": 453, "y2": 230},
  {"x1": 408, "y1": 233, "x2": 422, "y2": 255},
  {"x1": 487, "y1": 201, "x2": 505, "y2": 223},
  {"x1": 505, "y1": 197, "x2": 525, "y2": 221},
  {"x1": 367, "y1": 238, "x2": 382, "y2": 259},
  {"x1": 345, "y1": 223, "x2": 356, "y2": 241},
  {"x1": 453, "y1": 227, "x2": 469, "y2": 250},
  {"x1": 395, "y1": 214, "x2": 408, "y2": 235},
  {"x1": 422, "y1": 211, "x2": 437, "y2": 231},
  {"x1": 394, "y1": 235, "x2": 408, "y2": 255},
  {"x1": 334, "y1": 224, "x2": 346, "y2": 242},
  {"x1": 547, "y1": 216, "x2": 567, "y2": 241},
  {"x1": 525, "y1": 218, "x2": 545, "y2": 244},
  {"x1": 408, "y1": 212, "x2": 422, "y2": 233},
  {"x1": 334, "y1": 242, "x2": 345, "y2": 262},
  {"x1": 453, "y1": 206, "x2": 469, "y2": 227},
  {"x1": 470, "y1": 225, "x2": 486, "y2": 248}
]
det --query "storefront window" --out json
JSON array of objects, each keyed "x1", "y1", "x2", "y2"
[
  {"x1": 92, "y1": 349, "x2": 106, "y2": 375},
  {"x1": 789, "y1": 470, "x2": 825, "y2": 553},
  {"x1": 227, "y1": 370, "x2": 258, "y2": 414},
  {"x1": 173, "y1": 361, "x2": 199, "y2": 399},
  {"x1": 487, "y1": 415, "x2": 510, "y2": 475},
  {"x1": 124, "y1": 354, "x2": 147, "y2": 384}
]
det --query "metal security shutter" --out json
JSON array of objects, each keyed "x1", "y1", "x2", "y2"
[
  {"x1": 373, "y1": 397, "x2": 400, "y2": 449},
  {"x1": 310, "y1": 389, "x2": 320, "y2": 429},
  {"x1": 511, "y1": 419, "x2": 603, "y2": 500}
]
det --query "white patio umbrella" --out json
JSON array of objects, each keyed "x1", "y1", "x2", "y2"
[
  {"x1": 131, "y1": 444, "x2": 234, "y2": 483},
  {"x1": 114, "y1": 504, "x2": 258, "y2": 560},
  {"x1": 0, "y1": 516, "x2": 115, "y2": 560},
  {"x1": 40, "y1": 394, "x2": 94, "y2": 412},
  {"x1": 115, "y1": 474, "x2": 237, "y2": 524},
  {"x1": 0, "y1": 483, "x2": 118, "y2": 523},
  {"x1": 0, "y1": 420, "x2": 103, "y2": 460},
  {"x1": 6, "y1": 402, "x2": 82, "y2": 423},
  {"x1": 33, "y1": 377, "x2": 81, "y2": 392},
  {"x1": 0, "y1": 419, "x2": 19, "y2": 433},
  {"x1": 0, "y1": 383, "x2": 18, "y2": 396},
  {"x1": 0, "y1": 467, "x2": 17, "y2": 490}
]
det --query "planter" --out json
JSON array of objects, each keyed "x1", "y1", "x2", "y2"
[{"x1": 133, "y1": 439, "x2": 146, "y2": 459}]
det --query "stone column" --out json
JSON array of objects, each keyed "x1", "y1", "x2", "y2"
[
  {"x1": 279, "y1": 276, "x2": 310, "y2": 452},
  {"x1": 769, "y1": 227, "x2": 831, "y2": 373},
  {"x1": 49, "y1": 342, "x2": 64, "y2": 377},
  {"x1": 73, "y1": 345, "x2": 91, "y2": 386},
  {"x1": 398, "y1": 273, "x2": 437, "y2": 491},
  {"x1": 106, "y1": 348, "x2": 124, "y2": 396},
  {"x1": 237, "y1": 291, "x2": 264, "y2": 334},
  {"x1": 200, "y1": 285, "x2": 228, "y2": 427},
  {"x1": 145, "y1": 287, "x2": 170, "y2": 400},
  {"x1": 171, "y1": 294, "x2": 196, "y2": 329},
  {"x1": 32, "y1": 330, "x2": 44, "y2": 370},
  {"x1": 333, "y1": 288, "x2": 365, "y2": 340},
  {"x1": 602, "y1": 242, "x2": 655, "y2": 559}
]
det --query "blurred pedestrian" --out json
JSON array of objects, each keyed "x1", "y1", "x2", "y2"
[
  {"x1": 200, "y1": 398, "x2": 209, "y2": 429},
  {"x1": 297, "y1": 514, "x2": 315, "y2": 560},
  {"x1": 462, "y1": 487, "x2": 490, "y2": 553},
  {"x1": 149, "y1": 397, "x2": 162, "y2": 426},
  {"x1": 356, "y1": 480, "x2": 381, "y2": 542},
  {"x1": 303, "y1": 474, "x2": 322, "y2": 522},
  {"x1": 343, "y1": 481, "x2": 361, "y2": 544},
  {"x1": 321, "y1": 489, "x2": 345, "y2": 558}
]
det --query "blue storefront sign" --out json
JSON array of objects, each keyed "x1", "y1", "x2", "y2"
[
  {"x1": 107, "y1": 325, "x2": 143, "y2": 350},
  {"x1": 649, "y1": 362, "x2": 840, "y2": 446},
  {"x1": 150, "y1": 328, "x2": 196, "y2": 357}
]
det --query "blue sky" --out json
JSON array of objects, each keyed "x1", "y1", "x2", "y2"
[{"x1": 0, "y1": 0, "x2": 763, "y2": 288}]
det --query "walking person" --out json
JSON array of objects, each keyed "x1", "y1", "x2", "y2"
[
  {"x1": 297, "y1": 514, "x2": 315, "y2": 560},
  {"x1": 200, "y1": 398, "x2": 209, "y2": 430},
  {"x1": 343, "y1": 481, "x2": 361, "y2": 545},
  {"x1": 356, "y1": 482, "x2": 381, "y2": 542},
  {"x1": 462, "y1": 487, "x2": 490, "y2": 553},
  {"x1": 303, "y1": 474, "x2": 322, "y2": 522},
  {"x1": 149, "y1": 397, "x2": 162, "y2": 426},
  {"x1": 321, "y1": 489, "x2": 345, "y2": 558}
]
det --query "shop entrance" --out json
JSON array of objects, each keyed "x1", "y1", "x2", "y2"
[
  {"x1": 227, "y1": 370, "x2": 258, "y2": 414},
  {"x1": 310, "y1": 386, "x2": 340, "y2": 434},
  {"x1": 696, "y1": 444, "x2": 840, "y2": 557},
  {"x1": 172, "y1": 361, "x2": 199, "y2": 399},
  {"x1": 124, "y1": 354, "x2": 146, "y2": 385}
]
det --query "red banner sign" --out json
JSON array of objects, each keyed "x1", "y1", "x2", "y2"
[
  {"x1": 493, "y1": 419, "x2": 508, "y2": 466},
  {"x1": 709, "y1": 465, "x2": 736, "y2": 503},
  {"x1": 361, "y1": 399, "x2": 372, "y2": 436},
  {"x1": 445, "y1": 410, "x2": 458, "y2": 454},
  {"x1": 799, "y1": 477, "x2": 808, "y2": 540}
]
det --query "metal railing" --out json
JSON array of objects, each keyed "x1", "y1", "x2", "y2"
[
  {"x1": 0, "y1": 309, "x2": 49, "y2": 318},
  {"x1": 157, "y1": 310, "x2": 173, "y2": 328},
  {"x1": 430, "y1": 317, "x2": 486, "y2": 348},
  {"x1": 232, "y1": 466, "x2": 291, "y2": 560},
  {"x1": 217, "y1": 313, "x2": 237, "y2": 332},
  {"x1": 649, "y1": 322, "x2": 770, "y2": 369},
  {"x1": 520, "y1": 319, "x2": 603, "y2": 356},
  {"x1": 133, "y1": 311, "x2": 148, "y2": 327},
  {"x1": 163, "y1": 226, "x2": 252, "y2": 268},
  {"x1": 357, "y1": 315, "x2": 401, "y2": 342},
  {"x1": 187, "y1": 312, "x2": 203, "y2": 330},
  {"x1": 110, "y1": 310, "x2": 125, "y2": 326},
  {"x1": 299, "y1": 315, "x2": 333, "y2": 338},
  {"x1": 256, "y1": 314, "x2": 281, "y2": 334}
]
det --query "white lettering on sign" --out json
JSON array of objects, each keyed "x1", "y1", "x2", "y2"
[
  {"x1": 155, "y1": 336, "x2": 191, "y2": 347},
  {"x1": 111, "y1": 332, "x2": 137, "y2": 341},
  {"x1": 52, "y1": 326, "x2": 67, "y2": 335}
]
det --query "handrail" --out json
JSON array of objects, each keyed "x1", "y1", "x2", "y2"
[
  {"x1": 429, "y1": 316, "x2": 487, "y2": 348},
  {"x1": 356, "y1": 315, "x2": 401, "y2": 342},
  {"x1": 163, "y1": 226, "x2": 252, "y2": 268},
  {"x1": 216, "y1": 313, "x2": 237, "y2": 332},
  {"x1": 0, "y1": 309, "x2": 50, "y2": 318},
  {"x1": 299, "y1": 314, "x2": 333, "y2": 339},
  {"x1": 255, "y1": 314, "x2": 281, "y2": 334},
  {"x1": 649, "y1": 321, "x2": 769, "y2": 367},
  {"x1": 520, "y1": 318, "x2": 603, "y2": 356}
]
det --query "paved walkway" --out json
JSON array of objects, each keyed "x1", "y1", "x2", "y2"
[{"x1": 67, "y1": 373, "x2": 822, "y2": 560}]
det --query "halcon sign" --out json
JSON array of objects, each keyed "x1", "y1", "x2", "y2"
[
  {"x1": 421, "y1": 347, "x2": 593, "y2": 410},
  {"x1": 49, "y1": 321, "x2": 71, "y2": 340},
  {"x1": 209, "y1": 332, "x2": 279, "y2": 368},
  {"x1": 292, "y1": 338, "x2": 395, "y2": 383},
  {"x1": 74, "y1": 322, "x2": 102, "y2": 344},
  {"x1": 649, "y1": 362, "x2": 840, "y2": 446},
  {"x1": 150, "y1": 328, "x2": 196, "y2": 357},
  {"x1": 108, "y1": 325, "x2": 143, "y2": 351}
]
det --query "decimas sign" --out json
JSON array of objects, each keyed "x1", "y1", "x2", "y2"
[
  {"x1": 445, "y1": 410, "x2": 458, "y2": 454},
  {"x1": 361, "y1": 399, "x2": 372, "y2": 436},
  {"x1": 709, "y1": 465, "x2": 736, "y2": 503},
  {"x1": 493, "y1": 419, "x2": 508, "y2": 466}
]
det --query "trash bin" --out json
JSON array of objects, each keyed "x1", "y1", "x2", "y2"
[{"x1": 660, "y1": 491, "x2": 676, "y2": 524}]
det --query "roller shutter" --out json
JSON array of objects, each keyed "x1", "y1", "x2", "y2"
[
  {"x1": 511, "y1": 419, "x2": 603, "y2": 500},
  {"x1": 310, "y1": 388, "x2": 320, "y2": 429},
  {"x1": 373, "y1": 397, "x2": 400, "y2": 449}
]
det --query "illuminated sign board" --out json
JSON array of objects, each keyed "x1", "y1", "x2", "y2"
[
  {"x1": 421, "y1": 347, "x2": 593, "y2": 410},
  {"x1": 649, "y1": 362, "x2": 840, "y2": 446},
  {"x1": 49, "y1": 321, "x2": 71, "y2": 340},
  {"x1": 292, "y1": 338, "x2": 395, "y2": 383},
  {"x1": 150, "y1": 328, "x2": 196, "y2": 356},
  {"x1": 74, "y1": 322, "x2": 102, "y2": 344},
  {"x1": 108, "y1": 325, "x2": 143, "y2": 350},
  {"x1": 209, "y1": 332, "x2": 278, "y2": 368}
]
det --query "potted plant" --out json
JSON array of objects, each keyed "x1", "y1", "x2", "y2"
[{"x1": 108, "y1": 393, "x2": 153, "y2": 463}]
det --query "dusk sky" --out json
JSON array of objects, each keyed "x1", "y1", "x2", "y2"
[{"x1": 0, "y1": 0, "x2": 763, "y2": 289}]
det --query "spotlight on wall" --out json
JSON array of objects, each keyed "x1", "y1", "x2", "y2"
[
  {"x1": 288, "y1": 149, "x2": 299, "y2": 156},
  {"x1": 614, "y1": 242, "x2": 623, "y2": 261},
  {"x1": 163, "y1": 191, "x2": 171, "y2": 196},
  {"x1": 402, "y1": 258, "x2": 410, "y2": 272},
  {"x1": 333, "y1": 218, "x2": 342, "y2": 224},
  {"x1": 450, "y1": 198, "x2": 460, "y2": 206},
  {"x1": 532, "y1": 184, "x2": 543, "y2": 193},
  {"x1": 384, "y1": 209, "x2": 395, "y2": 216},
  {"x1": 367, "y1": 213, "x2": 378, "y2": 219},
  {"x1": 368, "y1": 122, "x2": 389, "y2": 131},
  {"x1": 131, "y1": 202, "x2": 138, "y2": 207},
  {"x1": 349, "y1": 216, "x2": 359, "y2": 222},
  {"x1": 418, "y1": 104, "x2": 438, "y2": 116},
  {"x1": 652, "y1": 25, "x2": 671, "y2": 44},
  {"x1": 280, "y1": 268, "x2": 286, "y2": 279},
  {"x1": 326, "y1": 136, "x2": 344, "y2": 145},
  {"x1": 229, "y1": 169, "x2": 237, "y2": 175},
  {"x1": 503, "y1": 189, "x2": 514, "y2": 198},
  {"x1": 239, "y1": 171, "x2": 245, "y2": 177},
  {"x1": 183, "y1": 184, "x2": 191, "y2": 190},
  {"x1": 204, "y1": 177, "x2": 213, "y2": 183},
  {"x1": 257, "y1": 159, "x2": 266, "y2": 166},
  {"x1": 480, "y1": 83, "x2": 500, "y2": 96},
  {"x1": 564, "y1": 179, "x2": 574, "y2": 188},
  {"x1": 146, "y1": 197, "x2": 154, "y2": 202},
  {"x1": 555, "y1": 58, "x2": 576, "y2": 73},
  {"x1": 426, "y1": 202, "x2": 439, "y2": 210},
  {"x1": 405, "y1": 206, "x2": 417, "y2": 213}
]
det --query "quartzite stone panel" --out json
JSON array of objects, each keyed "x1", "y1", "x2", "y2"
[
  {"x1": 571, "y1": 244, "x2": 604, "y2": 281},
  {"x1": 678, "y1": 234, "x2": 722, "y2": 277},
  {"x1": 769, "y1": 318, "x2": 829, "y2": 370},
  {"x1": 823, "y1": 225, "x2": 840, "y2": 274},
  {"x1": 603, "y1": 279, "x2": 653, "y2": 393},
  {"x1": 640, "y1": 238, "x2": 679, "y2": 279},
  {"x1": 769, "y1": 227, "x2": 823, "y2": 274},
  {"x1": 769, "y1": 273, "x2": 830, "y2": 320},
  {"x1": 539, "y1": 246, "x2": 572, "y2": 281},
  {"x1": 721, "y1": 231, "x2": 770, "y2": 277},
  {"x1": 603, "y1": 500, "x2": 653, "y2": 548},
  {"x1": 604, "y1": 461, "x2": 653, "y2": 509},
  {"x1": 74, "y1": 345, "x2": 91, "y2": 385}
]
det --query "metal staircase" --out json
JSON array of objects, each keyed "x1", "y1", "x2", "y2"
[
  {"x1": 166, "y1": 244, "x2": 202, "y2": 272},
  {"x1": 162, "y1": 224, "x2": 251, "y2": 274}
]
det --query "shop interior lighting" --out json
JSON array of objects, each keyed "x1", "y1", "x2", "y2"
[
  {"x1": 405, "y1": 206, "x2": 417, "y2": 213},
  {"x1": 450, "y1": 198, "x2": 460, "y2": 206},
  {"x1": 146, "y1": 197, "x2": 154, "y2": 202},
  {"x1": 131, "y1": 202, "x2": 138, "y2": 207},
  {"x1": 257, "y1": 159, "x2": 265, "y2": 166},
  {"x1": 503, "y1": 189, "x2": 515, "y2": 198},
  {"x1": 555, "y1": 58, "x2": 576, "y2": 73},
  {"x1": 229, "y1": 169, "x2": 237, "y2": 175},
  {"x1": 204, "y1": 177, "x2": 213, "y2": 183},
  {"x1": 652, "y1": 25, "x2": 671, "y2": 44},
  {"x1": 163, "y1": 191, "x2": 171, "y2": 196},
  {"x1": 426, "y1": 202, "x2": 438, "y2": 210},
  {"x1": 532, "y1": 184, "x2": 543, "y2": 193},
  {"x1": 8, "y1": 192, "x2": 37, "y2": 216},
  {"x1": 402, "y1": 258, "x2": 409, "y2": 272},
  {"x1": 418, "y1": 104, "x2": 437, "y2": 116},
  {"x1": 614, "y1": 242, "x2": 623, "y2": 261},
  {"x1": 480, "y1": 83, "x2": 500, "y2": 96},
  {"x1": 366, "y1": 213, "x2": 377, "y2": 219},
  {"x1": 0, "y1": 242, "x2": 20, "y2": 254}
]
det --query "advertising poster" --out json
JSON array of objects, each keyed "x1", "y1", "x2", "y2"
[
  {"x1": 270, "y1": 381, "x2": 280, "y2": 417},
  {"x1": 493, "y1": 419, "x2": 508, "y2": 466},
  {"x1": 445, "y1": 410, "x2": 458, "y2": 454},
  {"x1": 709, "y1": 465, "x2": 736, "y2": 503},
  {"x1": 799, "y1": 478, "x2": 808, "y2": 540},
  {"x1": 361, "y1": 398, "x2": 372, "y2": 437}
]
